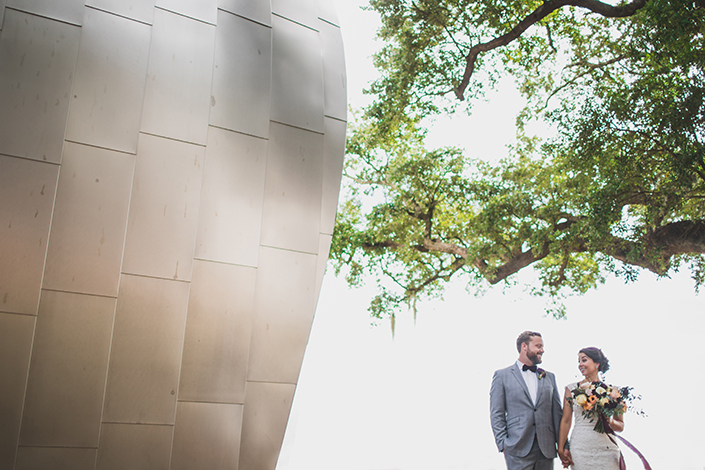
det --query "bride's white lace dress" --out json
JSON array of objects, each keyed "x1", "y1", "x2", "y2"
[{"x1": 567, "y1": 382, "x2": 621, "y2": 470}]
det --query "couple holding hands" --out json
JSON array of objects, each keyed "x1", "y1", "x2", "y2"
[{"x1": 490, "y1": 331, "x2": 640, "y2": 470}]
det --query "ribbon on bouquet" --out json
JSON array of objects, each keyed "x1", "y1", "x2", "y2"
[
  {"x1": 614, "y1": 434, "x2": 653, "y2": 470},
  {"x1": 601, "y1": 415, "x2": 652, "y2": 470}
]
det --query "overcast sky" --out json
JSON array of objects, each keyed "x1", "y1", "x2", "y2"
[{"x1": 277, "y1": 2, "x2": 705, "y2": 470}]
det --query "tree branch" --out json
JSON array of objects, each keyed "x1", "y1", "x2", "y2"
[
  {"x1": 406, "y1": 257, "x2": 467, "y2": 298},
  {"x1": 545, "y1": 23, "x2": 558, "y2": 54},
  {"x1": 361, "y1": 240, "x2": 403, "y2": 251},
  {"x1": 485, "y1": 243, "x2": 553, "y2": 284},
  {"x1": 358, "y1": 220, "x2": 705, "y2": 287},
  {"x1": 543, "y1": 55, "x2": 626, "y2": 107},
  {"x1": 418, "y1": 238, "x2": 469, "y2": 257},
  {"x1": 603, "y1": 220, "x2": 705, "y2": 274},
  {"x1": 548, "y1": 253, "x2": 571, "y2": 286},
  {"x1": 455, "y1": 0, "x2": 647, "y2": 100}
]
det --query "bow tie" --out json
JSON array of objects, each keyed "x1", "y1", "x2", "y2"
[{"x1": 522, "y1": 364, "x2": 537, "y2": 373}]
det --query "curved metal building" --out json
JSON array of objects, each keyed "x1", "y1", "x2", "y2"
[{"x1": 0, "y1": 1, "x2": 346, "y2": 469}]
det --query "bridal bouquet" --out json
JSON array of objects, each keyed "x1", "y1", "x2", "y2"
[{"x1": 568, "y1": 381, "x2": 636, "y2": 433}]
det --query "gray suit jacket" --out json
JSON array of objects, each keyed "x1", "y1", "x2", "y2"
[{"x1": 489, "y1": 363, "x2": 562, "y2": 459}]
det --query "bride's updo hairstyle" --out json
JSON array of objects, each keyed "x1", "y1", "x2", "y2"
[{"x1": 579, "y1": 347, "x2": 610, "y2": 373}]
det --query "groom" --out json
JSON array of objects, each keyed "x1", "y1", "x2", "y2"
[{"x1": 490, "y1": 331, "x2": 562, "y2": 470}]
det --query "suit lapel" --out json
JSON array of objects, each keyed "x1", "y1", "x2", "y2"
[
  {"x1": 510, "y1": 364, "x2": 532, "y2": 403},
  {"x1": 535, "y1": 373, "x2": 545, "y2": 406}
]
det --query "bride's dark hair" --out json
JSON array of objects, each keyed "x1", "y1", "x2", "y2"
[{"x1": 579, "y1": 347, "x2": 610, "y2": 373}]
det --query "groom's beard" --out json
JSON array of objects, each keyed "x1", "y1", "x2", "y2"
[{"x1": 528, "y1": 352, "x2": 542, "y2": 365}]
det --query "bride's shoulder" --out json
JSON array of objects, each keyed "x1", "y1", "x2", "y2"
[{"x1": 564, "y1": 382, "x2": 579, "y2": 390}]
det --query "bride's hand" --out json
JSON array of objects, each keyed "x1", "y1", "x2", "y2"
[
  {"x1": 609, "y1": 415, "x2": 625, "y2": 433},
  {"x1": 559, "y1": 448, "x2": 573, "y2": 468}
]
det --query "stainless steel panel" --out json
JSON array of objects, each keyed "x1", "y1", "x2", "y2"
[
  {"x1": 0, "y1": 10, "x2": 81, "y2": 163},
  {"x1": 102, "y1": 274, "x2": 189, "y2": 424},
  {"x1": 320, "y1": 21, "x2": 347, "y2": 121},
  {"x1": 121, "y1": 134, "x2": 205, "y2": 281},
  {"x1": 320, "y1": 117, "x2": 346, "y2": 235},
  {"x1": 270, "y1": 15, "x2": 324, "y2": 133},
  {"x1": 260, "y1": 122, "x2": 323, "y2": 254},
  {"x1": 0, "y1": 313, "x2": 34, "y2": 469},
  {"x1": 0, "y1": 1, "x2": 5, "y2": 29},
  {"x1": 178, "y1": 260, "x2": 256, "y2": 404},
  {"x1": 315, "y1": 0, "x2": 339, "y2": 25},
  {"x1": 6, "y1": 0, "x2": 84, "y2": 25},
  {"x1": 42, "y1": 142, "x2": 135, "y2": 297},
  {"x1": 194, "y1": 127, "x2": 267, "y2": 267},
  {"x1": 19, "y1": 290, "x2": 115, "y2": 447},
  {"x1": 238, "y1": 381, "x2": 295, "y2": 470},
  {"x1": 246, "y1": 247, "x2": 318, "y2": 383},
  {"x1": 314, "y1": 234, "x2": 332, "y2": 304},
  {"x1": 140, "y1": 9, "x2": 216, "y2": 145},
  {"x1": 210, "y1": 10, "x2": 272, "y2": 138},
  {"x1": 271, "y1": 0, "x2": 318, "y2": 30},
  {"x1": 155, "y1": 0, "x2": 217, "y2": 24},
  {"x1": 96, "y1": 423, "x2": 173, "y2": 470},
  {"x1": 171, "y1": 402, "x2": 243, "y2": 470},
  {"x1": 86, "y1": 0, "x2": 155, "y2": 24},
  {"x1": 0, "y1": 156, "x2": 58, "y2": 315},
  {"x1": 65, "y1": 7, "x2": 151, "y2": 154},
  {"x1": 15, "y1": 448, "x2": 97, "y2": 470},
  {"x1": 218, "y1": 0, "x2": 270, "y2": 26}
]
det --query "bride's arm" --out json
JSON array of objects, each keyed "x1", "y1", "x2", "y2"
[{"x1": 558, "y1": 387, "x2": 573, "y2": 463}]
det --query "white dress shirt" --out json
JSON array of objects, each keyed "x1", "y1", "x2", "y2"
[{"x1": 516, "y1": 360, "x2": 538, "y2": 405}]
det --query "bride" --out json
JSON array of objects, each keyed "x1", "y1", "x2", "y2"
[{"x1": 557, "y1": 347, "x2": 623, "y2": 469}]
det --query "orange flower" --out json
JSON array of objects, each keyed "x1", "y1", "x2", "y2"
[
  {"x1": 587, "y1": 395, "x2": 598, "y2": 405},
  {"x1": 585, "y1": 403, "x2": 594, "y2": 411},
  {"x1": 622, "y1": 403, "x2": 627, "y2": 412}
]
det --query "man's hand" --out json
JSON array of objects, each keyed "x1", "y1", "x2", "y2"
[{"x1": 559, "y1": 448, "x2": 573, "y2": 468}]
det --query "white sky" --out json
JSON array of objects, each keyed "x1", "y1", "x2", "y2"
[{"x1": 277, "y1": 2, "x2": 705, "y2": 470}]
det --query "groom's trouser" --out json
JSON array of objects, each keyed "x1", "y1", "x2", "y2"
[{"x1": 504, "y1": 437, "x2": 553, "y2": 470}]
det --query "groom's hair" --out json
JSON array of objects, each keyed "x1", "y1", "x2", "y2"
[{"x1": 516, "y1": 331, "x2": 542, "y2": 352}]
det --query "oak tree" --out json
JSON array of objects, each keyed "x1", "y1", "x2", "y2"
[{"x1": 331, "y1": 0, "x2": 705, "y2": 319}]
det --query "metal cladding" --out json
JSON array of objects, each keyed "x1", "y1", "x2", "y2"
[{"x1": 0, "y1": 1, "x2": 347, "y2": 469}]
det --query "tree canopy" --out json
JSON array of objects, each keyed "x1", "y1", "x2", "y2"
[{"x1": 330, "y1": 0, "x2": 705, "y2": 320}]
